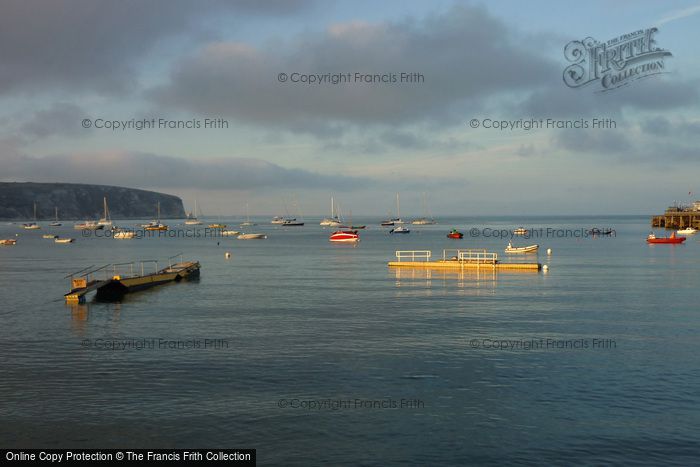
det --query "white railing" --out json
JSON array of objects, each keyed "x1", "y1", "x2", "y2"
[
  {"x1": 395, "y1": 250, "x2": 432, "y2": 262},
  {"x1": 443, "y1": 249, "x2": 498, "y2": 264}
]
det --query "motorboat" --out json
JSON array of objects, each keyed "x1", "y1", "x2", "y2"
[
  {"x1": 114, "y1": 231, "x2": 136, "y2": 239},
  {"x1": 390, "y1": 226, "x2": 410, "y2": 234},
  {"x1": 271, "y1": 216, "x2": 287, "y2": 224},
  {"x1": 329, "y1": 230, "x2": 360, "y2": 242},
  {"x1": 513, "y1": 227, "x2": 528, "y2": 235},
  {"x1": 677, "y1": 227, "x2": 698, "y2": 235},
  {"x1": 0, "y1": 239, "x2": 17, "y2": 246},
  {"x1": 144, "y1": 222, "x2": 168, "y2": 231},
  {"x1": 221, "y1": 230, "x2": 241, "y2": 236},
  {"x1": 42, "y1": 234, "x2": 58, "y2": 239},
  {"x1": 505, "y1": 242, "x2": 539, "y2": 253},
  {"x1": 237, "y1": 233, "x2": 267, "y2": 240},
  {"x1": 447, "y1": 229, "x2": 463, "y2": 239},
  {"x1": 55, "y1": 238, "x2": 75, "y2": 244},
  {"x1": 282, "y1": 219, "x2": 304, "y2": 226},
  {"x1": 646, "y1": 232, "x2": 686, "y2": 244}
]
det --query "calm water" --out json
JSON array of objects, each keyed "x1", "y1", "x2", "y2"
[{"x1": 1, "y1": 216, "x2": 698, "y2": 465}]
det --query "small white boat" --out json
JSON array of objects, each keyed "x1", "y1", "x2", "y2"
[
  {"x1": 513, "y1": 227, "x2": 528, "y2": 235},
  {"x1": 411, "y1": 218, "x2": 436, "y2": 225},
  {"x1": 240, "y1": 202, "x2": 257, "y2": 226},
  {"x1": 390, "y1": 226, "x2": 410, "y2": 234},
  {"x1": 184, "y1": 199, "x2": 203, "y2": 225},
  {"x1": 221, "y1": 230, "x2": 241, "y2": 236},
  {"x1": 114, "y1": 231, "x2": 136, "y2": 239},
  {"x1": 55, "y1": 238, "x2": 75, "y2": 244},
  {"x1": 43, "y1": 234, "x2": 59, "y2": 239},
  {"x1": 237, "y1": 233, "x2": 267, "y2": 240},
  {"x1": 50, "y1": 207, "x2": 62, "y2": 226},
  {"x1": 505, "y1": 242, "x2": 538, "y2": 253},
  {"x1": 677, "y1": 227, "x2": 698, "y2": 235}
]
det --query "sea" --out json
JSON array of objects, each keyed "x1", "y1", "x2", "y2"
[{"x1": 1, "y1": 216, "x2": 698, "y2": 465}]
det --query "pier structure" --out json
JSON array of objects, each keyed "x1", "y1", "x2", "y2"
[
  {"x1": 651, "y1": 206, "x2": 700, "y2": 229},
  {"x1": 388, "y1": 249, "x2": 541, "y2": 272}
]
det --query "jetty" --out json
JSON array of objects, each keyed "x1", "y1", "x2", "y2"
[
  {"x1": 387, "y1": 249, "x2": 542, "y2": 271},
  {"x1": 651, "y1": 205, "x2": 700, "y2": 229},
  {"x1": 64, "y1": 254, "x2": 200, "y2": 302}
]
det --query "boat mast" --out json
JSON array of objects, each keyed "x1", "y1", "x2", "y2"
[
  {"x1": 34, "y1": 202, "x2": 37, "y2": 221},
  {"x1": 55, "y1": 206, "x2": 59, "y2": 221},
  {"x1": 396, "y1": 193, "x2": 400, "y2": 219}
]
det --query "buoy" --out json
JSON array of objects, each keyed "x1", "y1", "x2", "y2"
[
  {"x1": 543, "y1": 265, "x2": 549, "y2": 272},
  {"x1": 547, "y1": 248, "x2": 552, "y2": 255},
  {"x1": 225, "y1": 252, "x2": 231, "y2": 259}
]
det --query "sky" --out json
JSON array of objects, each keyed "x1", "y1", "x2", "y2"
[{"x1": 1, "y1": 0, "x2": 699, "y2": 216}]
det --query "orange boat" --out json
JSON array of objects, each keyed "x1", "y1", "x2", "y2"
[
  {"x1": 447, "y1": 229, "x2": 463, "y2": 239},
  {"x1": 646, "y1": 232, "x2": 686, "y2": 244}
]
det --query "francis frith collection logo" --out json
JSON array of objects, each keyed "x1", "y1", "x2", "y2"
[{"x1": 563, "y1": 27, "x2": 672, "y2": 92}]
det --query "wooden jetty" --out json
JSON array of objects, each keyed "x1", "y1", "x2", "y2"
[
  {"x1": 387, "y1": 249, "x2": 542, "y2": 272},
  {"x1": 651, "y1": 207, "x2": 700, "y2": 229},
  {"x1": 64, "y1": 254, "x2": 200, "y2": 303}
]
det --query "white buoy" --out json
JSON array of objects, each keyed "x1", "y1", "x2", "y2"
[
  {"x1": 547, "y1": 248, "x2": 552, "y2": 255},
  {"x1": 543, "y1": 265, "x2": 549, "y2": 272},
  {"x1": 225, "y1": 252, "x2": 231, "y2": 259}
]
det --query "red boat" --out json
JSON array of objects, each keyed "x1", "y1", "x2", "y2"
[
  {"x1": 447, "y1": 229, "x2": 463, "y2": 239},
  {"x1": 646, "y1": 232, "x2": 686, "y2": 244},
  {"x1": 329, "y1": 230, "x2": 360, "y2": 243}
]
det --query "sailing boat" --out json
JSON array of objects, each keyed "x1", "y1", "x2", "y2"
[
  {"x1": 23, "y1": 202, "x2": 41, "y2": 229},
  {"x1": 412, "y1": 193, "x2": 437, "y2": 225},
  {"x1": 143, "y1": 201, "x2": 168, "y2": 231},
  {"x1": 380, "y1": 193, "x2": 404, "y2": 226},
  {"x1": 185, "y1": 199, "x2": 203, "y2": 225},
  {"x1": 50, "y1": 207, "x2": 62, "y2": 226},
  {"x1": 320, "y1": 197, "x2": 342, "y2": 226},
  {"x1": 98, "y1": 197, "x2": 112, "y2": 228},
  {"x1": 281, "y1": 196, "x2": 304, "y2": 226},
  {"x1": 240, "y1": 202, "x2": 257, "y2": 226}
]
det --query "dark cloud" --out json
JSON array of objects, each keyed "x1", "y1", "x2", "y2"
[
  {"x1": 19, "y1": 103, "x2": 85, "y2": 139},
  {"x1": 1, "y1": 150, "x2": 369, "y2": 190},
  {"x1": 150, "y1": 5, "x2": 557, "y2": 135},
  {"x1": 0, "y1": 0, "x2": 313, "y2": 95},
  {"x1": 553, "y1": 125, "x2": 700, "y2": 165},
  {"x1": 517, "y1": 76, "x2": 699, "y2": 118}
]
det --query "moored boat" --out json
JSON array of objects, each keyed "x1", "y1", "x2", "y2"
[
  {"x1": 114, "y1": 231, "x2": 136, "y2": 239},
  {"x1": 390, "y1": 226, "x2": 410, "y2": 234},
  {"x1": 221, "y1": 230, "x2": 241, "y2": 236},
  {"x1": 0, "y1": 239, "x2": 17, "y2": 246},
  {"x1": 55, "y1": 238, "x2": 75, "y2": 244},
  {"x1": 237, "y1": 233, "x2": 267, "y2": 240},
  {"x1": 43, "y1": 234, "x2": 59, "y2": 239},
  {"x1": 23, "y1": 202, "x2": 41, "y2": 229},
  {"x1": 513, "y1": 227, "x2": 528, "y2": 236},
  {"x1": 447, "y1": 229, "x2": 463, "y2": 239},
  {"x1": 74, "y1": 220, "x2": 104, "y2": 230},
  {"x1": 281, "y1": 219, "x2": 304, "y2": 226},
  {"x1": 677, "y1": 227, "x2": 698, "y2": 235},
  {"x1": 505, "y1": 242, "x2": 539, "y2": 253},
  {"x1": 647, "y1": 232, "x2": 686, "y2": 244},
  {"x1": 329, "y1": 230, "x2": 360, "y2": 242},
  {"x1": 50, "y1": 207, "x2": 62, "y2": 226}
]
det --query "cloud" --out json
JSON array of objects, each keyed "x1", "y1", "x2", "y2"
[
  {"x1": 150, "y1": 5, "x2": 557, "y2": 136},
  {"x1": 19, "y1": 103, "x2": 86, "y2": 139},
  {"x1": 0, "y1": 150, "x2": 370, "y2": 191},
  {"x1": 658, "y1": 5, "x2": 700, "y2": 25},
  {"x1": 0, "y1": 0, "x2": 313, "y2": 96},
  {"x1": 516, "y1": 76, "x2": 699, "y2": 118}
]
